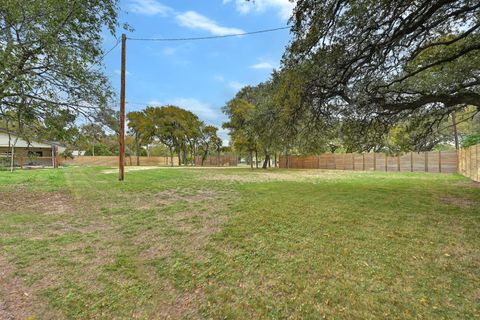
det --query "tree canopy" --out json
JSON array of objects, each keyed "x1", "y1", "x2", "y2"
[
  {"x1": 272, "y1": 0, "x2": 480, "y2": 149},
  {"x1": 221, "y1": 0, "x2": 479, "y2": 158},
  {"x1": 0, "y1": 0, "x2": 120, "y2": 144},
  {"x1": 125, "y1": 105, "x2": 222, "y2": 166}
]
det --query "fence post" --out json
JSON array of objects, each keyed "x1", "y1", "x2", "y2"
[
  {"x1": 425, "y1": 151, "x2": 428, "y2": 172},
  {"x1": 457, "y1": 149, "x2": 460, "y2": 174},
  {"x1": 477, "y1": 145, "x2": 479, "y2": 182},
  {"x1": 470, "y1": 145, "x2": 473, "y2": 178},
  {"x1": 439, "y1": 151, "x2": 442, "y2": 173},
  {"x1": 410, "y1": 152, "x2": 413, "y2": 172},
  {"x1": 385, "y1": 153, "x2": 388, "y2": 172},
  {"x1": 373, "y1": 153, "x2": 376, "y2": 171},
  {"x1": 352, "y1": 153, "x2": 355, "y2": 171},
  {"x1": 362, "y1": 153, "x2": 365, "y2": 171},
  {"x1": 397, "y1": 155, "x2": 400, "y2": 171}
]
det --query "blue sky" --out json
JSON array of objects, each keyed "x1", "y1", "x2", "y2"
[{"x1": 101, "y1": 0, "x2": 294, "y2": 144}]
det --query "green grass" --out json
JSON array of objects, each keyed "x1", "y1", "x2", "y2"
[{"x1": 0, "y1": 167, "x2": 479, "y2": 319}]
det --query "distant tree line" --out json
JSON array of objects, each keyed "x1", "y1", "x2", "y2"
[
  {"x1": 58, "y1": 105, "x2": 226, "y2": 167},
  {"x1": 126, "y1": 106, "x2": 224, "y2": 166}
]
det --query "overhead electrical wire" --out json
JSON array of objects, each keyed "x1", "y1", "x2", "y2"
[
  {"x1": 87, "y1": 38, "x2": 121, "y2": 70},
  {"x1": 127, "y1": 26, "x2": 290, "y2": 42},
  {"x1": 88, "y1": 26, "x2": 289, "y2": 68}
]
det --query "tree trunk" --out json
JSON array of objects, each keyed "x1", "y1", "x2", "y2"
[
  {"x1": 135, "y1": 136, "x2": 140, "y2": 166},
  {"x1": 169, "y1": 147, "x2": 174, "y2": 167},
  {"x1": 10, "y1": 145, "x2": 15, "y2": 172},
  {"x1": 182, "y1": 147, "x2": 187, "y2": 166},
  {"x1": 9, "y1": 135, "x2": 19, "y2": 172},
  {"x1": 452, "y1": 112, "x2": 459, "y2": 150},
  {"x1": 274, "y1": 152, "x2": 277, "y2": 168},
  {"x1": 255, "y1": 149, "x2": 258, "y2": 168},
  {"x1": 250, "y1": 150, "x2": 254, "y2": 169},
  {"x1": 262, "y1": 153, "x2": 270, "y2": 169},
  {"x1": 192, "y1": 143, "x2": 196, "y2": 166},
  {"x1": 285, "y1": 149, "x2": 289, "y2": 169},
  {"x1": 92, "y1": 142, "x2": 95, "y2": 157}
]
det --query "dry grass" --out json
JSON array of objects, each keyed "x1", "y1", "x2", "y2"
[
  {"x1": 0, "y1": 189, "x2": 73, "y2": 214},
  {"x1": 0, "y1": 167, "x2": 479, "y2": 319}
]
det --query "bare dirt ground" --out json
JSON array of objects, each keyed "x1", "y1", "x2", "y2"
[
  {"x1": 101, "y1": 166, "x2": 243, "y2": 174},
  {"x1": 0, "y1": 256, "x2": 61, "y2": 320}
]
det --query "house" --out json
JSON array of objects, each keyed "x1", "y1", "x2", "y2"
[{"x1": 0, "y1": 131, "x2": 66, "y2": 168}]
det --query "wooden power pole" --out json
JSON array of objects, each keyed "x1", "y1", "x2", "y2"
[{"x1": 119, "y1": 34, "x2": 126, "y2": 181}]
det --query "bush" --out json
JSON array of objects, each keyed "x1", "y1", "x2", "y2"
[{"x1": 462, "y1": 134, "x2": 480, "y2": 148}]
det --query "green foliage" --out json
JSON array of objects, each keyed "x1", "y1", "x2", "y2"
[
  {"x1": 125, "y1": 105, "x2": 222, "y2": 165},
  {"x1": 0, "y1": 0, "x2": 120, "y2": 147},
  {"x1": 462, "y1": 134, "x2": 480, "y2": 148},
  {"x1": 277, "y1": 0, "x2": 480, "y2": 151},
  {"x1": 83, "y1": 143, "x2": 114, "y2": 156}
]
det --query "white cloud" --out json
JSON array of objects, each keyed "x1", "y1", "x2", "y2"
[
  {"x1": 129, "y1": 0, "x2": 172, "y2": 16},
  {"x1": 250, "y1": 62, "x2": 276, "y2": 69},
  {"x1": 167, "y1": 98, "x2": 220, "y2": 121},
  {"x1": 128, "y1": 3, "x2": 245, "y2": 38},
  {"x1": 162, "y1": 47, "x2": 176, "y2": 55},
  {"x1": 213, "y1": 75, "x2": 225, "y2": 82},
  {"x1": 148, "y1": 99, "x2": 161, "y2": 106},
  {"x1": 176, "y1": 11, "x2": 244, "y2": 36},
  {"x1": 224, "y1": 0, "x2": 295, "y2": 20},
  {"x1": 228, "y1": 81, "x2": 245, "y2": 91}
]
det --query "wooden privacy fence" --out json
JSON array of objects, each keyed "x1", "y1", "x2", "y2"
[
  {"x1": 279, "y1": 151, "x2": 458, "y2": 173},
  {"x1": 194, "y1": 155, "x2": 238, "y2": 166},
  {"x1": 458, "y1": 144, "x2": 480, "y2": 182},
  {"x1": 60, "y1": 156, "x2": 178, "y2": 167}
]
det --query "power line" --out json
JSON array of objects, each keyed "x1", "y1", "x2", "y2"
[
  {"x1": 87, "y1": 39, "x2": 121, "y2": 70},
  {"x1": 127, "y1": 26, "x2": 290, "y2": 42}
]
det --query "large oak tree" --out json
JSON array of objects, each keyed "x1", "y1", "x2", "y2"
[{"x1": 284, "y1": 0, "x2": 480, "y2": 140}]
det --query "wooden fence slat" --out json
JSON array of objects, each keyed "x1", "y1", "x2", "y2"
[{"x1": 277, "y1": 145, "x2": 480, "y2": 182}]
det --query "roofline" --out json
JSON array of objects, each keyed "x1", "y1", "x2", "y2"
[{"x1": 0, "y1": 128, "x2": 66, "y2": 148}]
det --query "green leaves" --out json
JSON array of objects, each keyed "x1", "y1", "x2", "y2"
[
  {"x1": 127, "y1": 105, "x2": 222, "y2": 164},
  {"x1": 282, "y1": 0, "x2": 480, "y2": 146},
  {"x1": 0, "y1": 0, "x2": 120, "y2": 131}
]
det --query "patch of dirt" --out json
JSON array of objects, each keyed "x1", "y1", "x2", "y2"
[
  {"x1": 154, "y1": 288, "x2": 204, "y2": 320},
  {"x1": 131, "y1": 188, "x2": 236, "y2": 319},
  {"x1": 0, "y1": 256, "x2": 63, "y2": 320},
  {"x1": 453, "y1": 180, "x2": 480, "y2": 189},
  {"x1": 202, "y1": 170, "x2": 364, "y2": 183},
  {"x1": 138, "y1": 189, "x2": 232, "y2": 209},
  {"x1": 136, "y1": 189, "x2": 234, "y2": 260},
  {"x1": 101, "y1": 166, "x2": 162, "y2": 174},
  {"x1": 0, "y1": 190, "x2": 73, "y2": 215},
  {"x1": 441, "y1": 196, "x2": 479, "y2": 208},
  {"x1": 101, "y1": 166, "x2": 242, "y2": 174}
]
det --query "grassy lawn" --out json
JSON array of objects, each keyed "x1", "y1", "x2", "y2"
[{"x1": 0, "y1": 167, "x2": 479, "y2": 319}]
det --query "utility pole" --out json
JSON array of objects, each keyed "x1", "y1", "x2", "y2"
[{"x1": 119, "y1": 34, "x2": 126, "y2": 181}]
